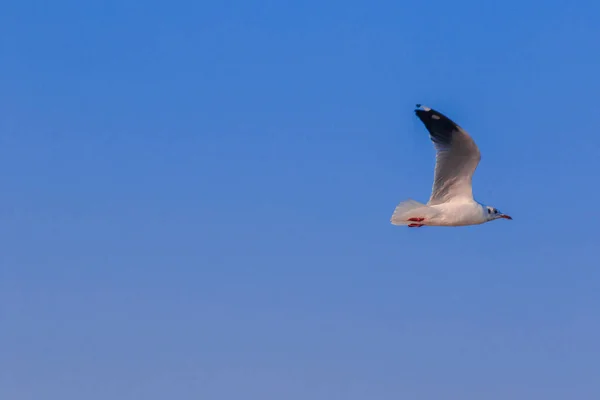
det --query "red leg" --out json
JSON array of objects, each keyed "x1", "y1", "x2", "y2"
[
  {"x1": 408, "y1": 217, "x2": 425, "y2": 222},
  {"x1": 408, "y1": 223, "x2": 424, "y2": 228}
]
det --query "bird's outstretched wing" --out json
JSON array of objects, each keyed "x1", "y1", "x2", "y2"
[{"x1": 414, "y1": 104, "x2": 481, "y2": 205}]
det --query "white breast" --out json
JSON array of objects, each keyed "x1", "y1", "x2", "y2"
[{"x1": 427, "y1": 202, "x2": 486, "y2": 226}]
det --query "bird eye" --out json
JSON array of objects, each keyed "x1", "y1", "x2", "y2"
[{"x1": 494, "y1": 209, "x2": 498, "y2": 214}]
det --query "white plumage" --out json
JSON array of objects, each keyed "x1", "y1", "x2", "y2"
[{"x1": 390, "y1": 104, "x2": 512, "y2": 228}]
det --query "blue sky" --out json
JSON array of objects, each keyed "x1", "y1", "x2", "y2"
[{"x1": 2, "y1": 0, "x2": 600, "y2": 399}]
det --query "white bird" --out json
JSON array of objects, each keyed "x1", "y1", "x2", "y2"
[{"x1": 390, "y1": 104, "x2": 512, "y2": 228}]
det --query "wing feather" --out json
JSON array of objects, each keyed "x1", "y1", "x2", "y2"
[{"x1": 414, "y1": 104, "x2": 481, "y2": 205}]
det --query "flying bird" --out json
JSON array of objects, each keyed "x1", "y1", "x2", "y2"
[{"x1": 391, "y1": 104, "x2": 512, "y2": 228}]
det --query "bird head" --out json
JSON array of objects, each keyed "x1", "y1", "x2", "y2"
[{"x1": 485, "y1": 206, "x2": 512, "y2": 221}]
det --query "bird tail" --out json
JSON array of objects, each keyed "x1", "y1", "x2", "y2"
[{"x1": 390, "y1": 199, "x2": 437, "y2": 226}]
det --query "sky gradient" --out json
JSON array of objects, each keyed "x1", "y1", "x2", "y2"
[{"x1": 2, "y1": 1, "x2": 600, "y2": 399}]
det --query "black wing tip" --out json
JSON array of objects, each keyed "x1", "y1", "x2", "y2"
[
  {"x1": 413, "y1": 103, "x2": 458, "y2": 124},
  {"x1": 414, "y1": 104, "x2": 434, "y2": 119},
  {"x1": 413, "y1": 103, "x2": 460, "y2": 145},
  {"x1": 414, "y1": 104, "x2": 433, "y2": 120}
]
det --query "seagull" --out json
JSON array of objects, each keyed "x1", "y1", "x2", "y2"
[{"x1": 390, "y1": 104, "x2": 512, "y2": 228}]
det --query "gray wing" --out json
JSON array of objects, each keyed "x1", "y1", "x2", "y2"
[{"x1": 414, "y1": 104, "x2": 481, "y2": 205}]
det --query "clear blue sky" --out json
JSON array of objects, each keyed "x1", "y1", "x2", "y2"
[{"x1": 2, "y1": 1, "x2": 600, "y2": 399}]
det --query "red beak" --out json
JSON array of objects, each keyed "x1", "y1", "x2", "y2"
[{"x1": 500, "y1": 214, "x2": 512, "y2": 220}]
